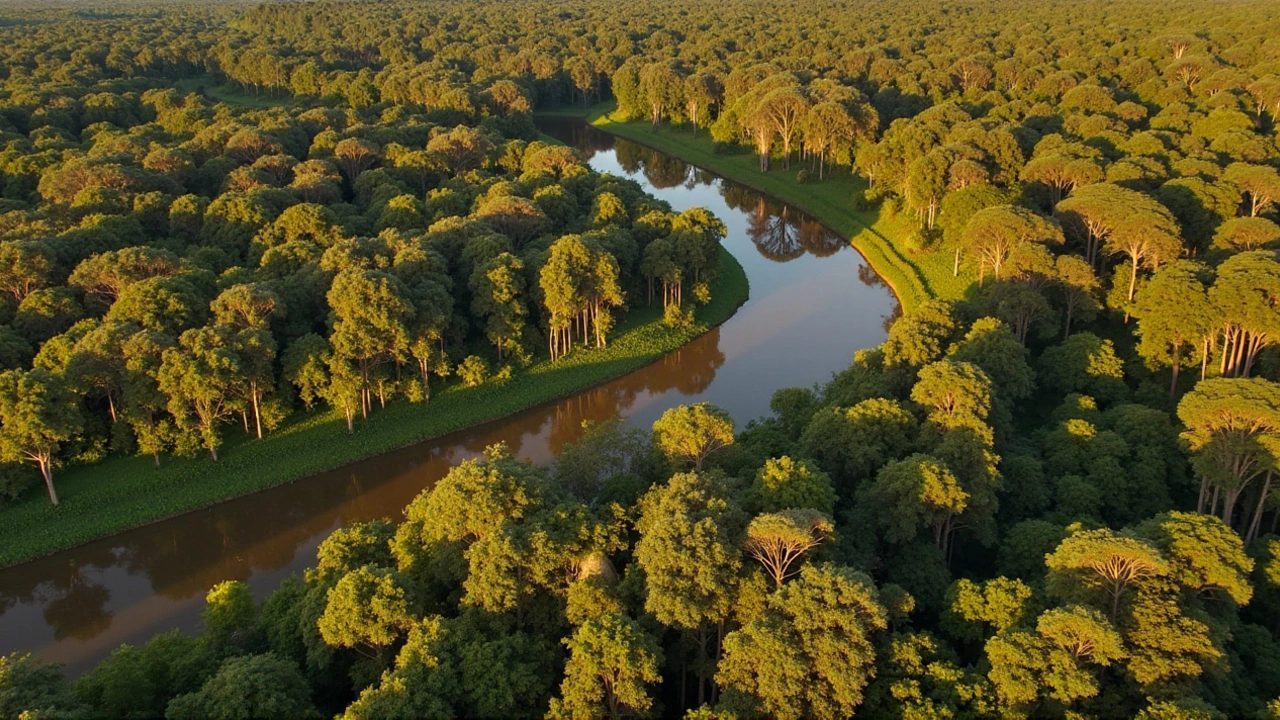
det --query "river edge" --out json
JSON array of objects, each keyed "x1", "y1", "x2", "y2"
[
  {"x1": 0, "y1": 226, "x2": 749, "y2": 570},
  {"x1": 550, "y1": 102, "x2": 981, "y2": 314}
]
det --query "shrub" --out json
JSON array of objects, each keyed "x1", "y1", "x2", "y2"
[{"x1": 457, "y1": 355, "x2": 490, "y2": 387}]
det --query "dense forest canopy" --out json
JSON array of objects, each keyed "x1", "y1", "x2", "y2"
[{"x1": 1, "y1": 0, "x2": 1280, "y2": 718}]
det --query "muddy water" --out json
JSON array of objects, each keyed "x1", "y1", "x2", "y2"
[{"x1": 0, "y1": 118, "x2": 898, "y2": 676}]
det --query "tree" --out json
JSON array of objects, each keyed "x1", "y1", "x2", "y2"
[
  {"x1": 68, "y1": 246, "x2": 183, "y2": 309},
  {"x1": 684, "y1": 73, "x2": 720, "y2": 138},
  {"x1": 910, "y1": 361, "x2": 994, "y2": 433},
  {"x1": 1038, "y1": 333, "x2": 1128, "y2": 404},
  {"x1": 1133, "y1": 260, "x2": 1217, "y2": 395},
  {"x1": 340, "y1": 617, "x2": 455, "y2": 720},
  {"x1": 1213, "y1": 217, "x2": 1280, "y2": 251},
  {"x1": 0, "y1": 653, "x2": 82, "y2": 720},
  {"x1": 985, "y1": 608, "x2": 1122, "y2": 708},
  {"x1": 651, "y1": 403, "x2": 735, "y2": 469},
  {"x1": 0, "y1": 242, "x2": 53, "y2": 309},
  {"x1": 1225, "y1": 162, "x2": 1280, "y2": 217},
  {"x1": 947, "y1": 317, "x2": 1035, "y2": 405},
  {"x1": 1046, "y1": 527, "x2": 1168, "y2": 621},
  {"x1": 745, "y1": 509, "x2": 834, "y2": 588},
  {"x1": 327, "y1": 269, "x2": 414, "y2": 417},
  {"x1": 1104, "y1": 194, "x2": 1184, "y2": 303},
  {"x1": 882, "y1": 300, "x2": 958, "y2": 368},
  {"x1": 165, "y1": 654, "x2": 314, "y2": 720},
  {"x1": 426, "y1": 125, "x2": 493, "y2": 175},
  {"x1": 1055, "y1": 255, "x2": 1101, "y2": 338},
  {"x1": 634, "y1": 471, "x2": 744, "y2": 705},
  {"x1": 318, "y1": 565, "x2": 414, "y2": 661},
  {"x1": 201, "y1": 581, "x2": 257, "y2": 657},
  {"x1": 748, "y1": 456, "x2": 837, "y2": 515},
  {"x1": 961, "y1": 205, "x2": 1064, "y2": 284},
  {"x1": 157, "y1": 326, "x2": 241, "y2": 460},
  {"x1": 0, "y1": 368, "x2": 81, "y2": 505},
  {"x1": 861, "y1": 454, "x2": 968, "y2": 555},
  {"x1": 638, "y1": 61, "x2": 683, "y2": 127},
  {"x1": 944, "y1": 576, "x2": 1034, "y2": 641},
  {"x1": 757, "y1": 84, "x2": 810, "y2": 171},
  {"x1": 333, "y1": 138, "x2": 381, "y2": 182},
  {"x1": 540, "y1": 235, "x2": 623, "y2": 360},
  {"x1": 1177, "y1": 378, "x2": 1280, "y2": 527},
  {"x1": 1209, "y1": 251, "x2": 1280, "y2": 378},
  {"x1": 470, "y1": 252, "x2": 527, "y2": 362},
  {"x1": 549, "y1": 614, "x2": 663, "y2": 720},
  {"x1": 717, "y1": 564, "x2": 887, "y2": 720},
  {"x1": 800, "y1": 398, "x2": 918, "y2": 485},
  {"x1": 210, "y1": 283, "x2": 282, "y2": 331}
]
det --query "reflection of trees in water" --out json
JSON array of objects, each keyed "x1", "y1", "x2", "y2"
[
  {"x1": 858, "y1": 263, "x2": 887, "y2": 290},
  {"x1": 692, "y1": 168, "x2": 718, "y2": 188},
  {"x1": 719, "y1": 182, "x2": 758, "y2": 215},
  {"x1": 44, "y1": 578, "x2": 111, "y2": 642},
  {"x1": 797, "y1": 216, "x2": 845, "y2": 258},
  {"x1": 612, "y1": 140, "x2": 693, "y2": 190},
  {"x1": 748, "y1": 198, "x2": 805, "y2": 263},
  {"x1": 614, "y1": 139, "x2": 646, "y2": 175},
  {"x1": 0, "y1": 547, "x2": 116, "y2": 645},
  {"x1": 641, "y1": 152, "x2": 691, "y2": 190},
  {"x1": 536, "y1": 117, "x2": 613, "y2": 159},
  {"x1": 883, "y1": 303, "x2": 903, "y2": 334},
  {"x1": 545, "y1": 328, "x2": 727, "y2": 453}
]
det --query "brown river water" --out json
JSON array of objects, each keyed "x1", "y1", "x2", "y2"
[{"x1": 0, "y1": 117, "x2": 899, "y2": 676}]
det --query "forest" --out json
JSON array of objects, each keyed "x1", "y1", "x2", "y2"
[{"x1": 2, "y1": 0, "x2": 1280, "y2": 718}]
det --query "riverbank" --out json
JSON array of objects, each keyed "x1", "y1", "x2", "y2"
[
  {"x1": 0, "y1": 249, "x2": 748, "y2": 568},
  {"x1": 548, "y1": 102, "x2": 977, "y2": 313}
]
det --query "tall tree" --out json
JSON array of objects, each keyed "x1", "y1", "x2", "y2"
[
  {"x1": 0, "y1": 368, "x2": 81, "y2": 505},
  {"x1": 717, "y1": 564, "x2": 887, "y2": 720},
  {"x1": 549, "y1": 614, "x2": 664, "y2": 720}
]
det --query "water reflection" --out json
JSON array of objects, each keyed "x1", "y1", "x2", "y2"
[{"x1": 0, "y1": 117, "x2": 897, "y2": 677}]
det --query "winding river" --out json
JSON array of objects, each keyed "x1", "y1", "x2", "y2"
[{"x1": 0, "y1": 118, "x2": 899, "y2": 676}]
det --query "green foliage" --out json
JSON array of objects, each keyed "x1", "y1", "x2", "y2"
[
  {"x1": 165, "y1": 654, "x2": 315, "y2": 720},
  {"x1": 717, "y1": 564, "x2": 887, "y2": 719}
]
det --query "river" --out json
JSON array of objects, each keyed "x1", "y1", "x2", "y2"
[{"x1": 0, "y1": 117, "x2": 899, "y2": 676}]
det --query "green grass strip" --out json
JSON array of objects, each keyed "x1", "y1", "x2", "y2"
[{"x1": 0, "y1": 250, "x2": 747, "y2": 567}]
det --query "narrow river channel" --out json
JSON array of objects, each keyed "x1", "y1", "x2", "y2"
[{"x1": 0, "y1": 118, "x2": 899, "y2": 676}]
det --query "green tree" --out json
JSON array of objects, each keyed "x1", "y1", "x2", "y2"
[
  {"x1": 157, "y1": 326, "x2": 241, "y2": 460},
  {"x1": 744, "y1": 509, "x2": 834, "y2": 588},
  {"x1": 651, "y1": 403, "x2": 735, "y2": 469},
  {"x1": 549, "y1": 614, "x2": 664, "y2": 720},
  {"x1": 318, "y1": 565, "x2": 414, "y2": 661},
  {"x1": 861, "y1": 454, "x2": 968, "y2": 555},
  {"x1": 1134, "y1": 260, "x2": 1217, "y2": 396},
  {"x1": 0, "y1": 368, "x2": 81, "y2": 505},
  {"x1": 1046, "y1": 527, "x2": 1168, "y2": 621},
  {"x1": 748, "y1": 456, "x2": 836, "y2": 515},
  {"x1": 717, "y1": 563, "x2": 887, "y2": 720},
  {"x1": 800, "y1": 398, "x2": 918, "y2": 486},
  {"x1": 961, "y1": 205, "x2": 1064, "y2": 284},
  {"x1": 1177, "y1": 378, "x2": 1280, "y2": 527},
  {"x1": 0, "y1": 653, "x2": 82, "y2": 720},
  {"x1": 634, "y1": 471, "x2": 745, "y2": 705},
  {"x1": 470, "y1": 252, "x2": 527, "y2": 362},
  {"x1": 165, "y1": 654, "x2": 314, "y2": 720}
]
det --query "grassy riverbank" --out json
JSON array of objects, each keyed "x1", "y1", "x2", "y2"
[
  {"x1": 0, "y1": 250, "x2": 747, "y2": 568},
  {"x1": 549, "y1": 102, "x2": 978, "y2": 312}
]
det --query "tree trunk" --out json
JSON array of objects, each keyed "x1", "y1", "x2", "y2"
[
  {"x1": 251, "y1": 382, "x2": 263, "y2": 439},
  {"x1": 1246, "y1": 471, "x2": 1272, "y2": 544},
  {"x1": 1170, "y1": 345, "x2": 1181, "y2": 399},
  {"x1": 40, "y1": 458, "x2": 58, "y2": 505},
  {"x1": 1127, "y1": 253, "x2": 1140, "y2": 303}
]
